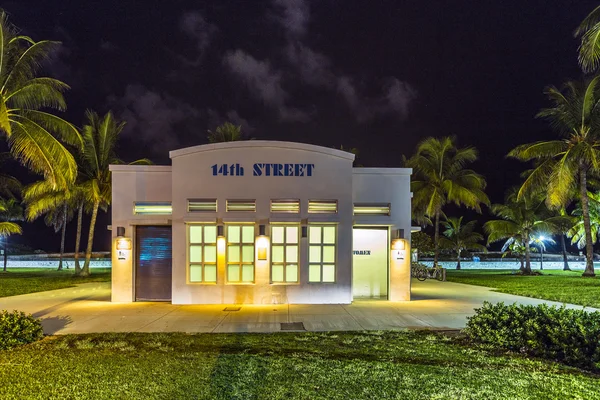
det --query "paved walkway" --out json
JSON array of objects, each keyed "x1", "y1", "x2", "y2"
[{"x1": 0, "y1": 281, "x2": 596, "y2": 334}]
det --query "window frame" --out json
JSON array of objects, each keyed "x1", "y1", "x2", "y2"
[
  {"x1": 133, "y1": 202, "x2": 172, "y2": 215},
  {"x1": 308, "y1": 224, "x2": 337, "y2": 283},
  {"x1": 270, "y1": 224, "x2": 300, "y2": 284},
  {"x1": 270, "y1": 199, "x2": 301, "y2": 213},
  {"x1": 225, "y1": 224, "x2": 256, "y2": 283},
  {"x1": 226, "y1": 199, "x2": 256, "y2": 212},
  {"x1": 307, "y1": 200, "x2": 338, "y2": 214},
  {"x1": 188, "y1": 199, "x2": 217, "y2": 212},
  {"x1": 187, "y1": 224, "x2": 218, "y2": 284}
]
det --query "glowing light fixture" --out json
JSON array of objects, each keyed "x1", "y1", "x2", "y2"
[
  {"x1": 391, "y1": 239, "x2": 405, "y2": 250},
  {"x1": 217, "y1": 224, "x2": 225, "y2": 238},
  {"x1": 257, "y1": 224, "x2": 268, "y2": 260}
]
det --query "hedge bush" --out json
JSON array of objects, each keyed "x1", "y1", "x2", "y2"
[
  {"x1": 0, "y1": 310, "x2": 44, "y2": 350},
  {"x1": 464, "y1": 302, "x2": 600, "y2": 370}
]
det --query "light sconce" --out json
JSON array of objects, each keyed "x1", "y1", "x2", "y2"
[
  {"x1": 391, "y1": 239, "x2": 405, "y2": 250},
  {"x1": 301, "y1": 226, "x2": 307, "y2": 238},
  {"x1": 116, "y1": 238, "x2": 132, "y2": 251},
  {"x1": 257, "y1": 224, "x2": 268, "y2": 261},
  {"x1": 116, "y1": 226, "x2": 125, "y2": 237},
  {"x1": 217, "y1": 224, "x2": 225, "y2": 238}
]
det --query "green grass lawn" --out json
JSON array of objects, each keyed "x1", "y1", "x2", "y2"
[
  {"x1": 445, "y1": 269, "x2": 600, "y2": 308},
  {"x1": 0, "y1": 268, "x2": 111, "y2": 298},
  {"x1": 0, "y1": 331, "x2": 598, "y2": 399}
]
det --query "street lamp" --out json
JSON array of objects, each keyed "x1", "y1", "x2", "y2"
[{"x1": 538, "y1": 235, "x2": 545, "y2": 270}]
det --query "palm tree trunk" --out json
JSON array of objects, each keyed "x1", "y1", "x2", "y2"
[
  {"x1": 80, "y1": 201, "x2": 99, "y2": 277},
  {"x1": 74, "y1": 203, "x2": 83, "y2": 274},
  {"x1": 434, "y1": 210, "x2": 440, "y2": 266},
  {"x1": 519, "y1": 255, "x2": 524, "y2": 271},
  {"x1": 524, "y1": 232, "x2": 532, "y2": 275},
  {"x1": 58, "y1": 203, "x2": 67, "y2": 271},
  {"x1": 580, "y1": 167, "x2": 596, "y2": 277},
  {"x1": 3, "y1": 240, "x2": 7, "y2": 272},
  {"x1": 456, "y1": 250, "x2": 461, "y2": 270},
  {"x1": 560, "y1": 234, "x2": 570, "y2": 271}
]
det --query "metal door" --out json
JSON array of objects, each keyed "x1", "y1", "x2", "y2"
[{"x1": 135, "y1": 226, "x2": 172, "y2": 301}]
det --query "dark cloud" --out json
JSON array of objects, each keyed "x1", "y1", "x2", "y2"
[
  {"x1": 109, "y1": 84, "x2": 200, "y2": 152},
  {"x1": 223, "y1": 49, "x2": 310, "y2": 122},
  {"x1": 273, "y1": 0, "x2": 310, "y2": 38},
  {"x1": 180, "y1": 11, "x2": 217, "y2": 54},
  {"x1": 285, "y1": 42, "x2": 333, "y2": 87},
  {"x1": 206, "y1": 109, "x2": 255, "y2": 135}
]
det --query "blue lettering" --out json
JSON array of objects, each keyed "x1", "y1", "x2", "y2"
[
  {"x1": 253, "y1": 163, "x2": 262, "y2": 176},
  {"x1": 284, "y1": 164, "x2": 293, "y2": 176},
  {"x1": 273, "y1": 164, "x2": 283, "y2": 176},
  {"x1": 294, "y1": 164, "x2": 304, "y2": 176},
  {"x1": 305, "y1": 164, "x2": 314, "y2": 176}
]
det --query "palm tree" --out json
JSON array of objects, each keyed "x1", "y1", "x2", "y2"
[
  {"x1": 44, "y1": 202, "x2": 73, "y2": 270},
  {"x1": 567, "y1": 191, "x2": 600, "y2": 253},
  {"x1": 78, "y1": 110, "x2": 151, "y2": 276},
  {"x1": 0, "y1": 11, "x2": 82, "y2": 189},
  {"x1": 508, "y1": 78, "x2": 600, "y2": 277},
  {"x1": 484, "y1": 192, "x2": 553, "y2": 274},
  {"x1": 439, "y1": 216, "x2": 486, "y2": 269},
  {"x1": 404, "y1": 136, "x2": 490, "y2": 265},
  {"x1": 207, "y1": 122, "x2": 243, "y2": 143},
  {"x1": 575, "y1": 5, "x2": 600, "y2": 74},
  {"x1": 502, "y1": 240, "x2": 527, "y2": 271},
  {"x1": 0, "y1": 198, "x2": 22, "y2": 271}
]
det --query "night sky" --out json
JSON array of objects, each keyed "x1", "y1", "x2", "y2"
[{"x1": 3, "y1": 0, "x2": 596, "y2": 252}]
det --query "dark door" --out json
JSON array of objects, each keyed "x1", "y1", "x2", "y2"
[{"x1": 135, "y1": 226, "x2": 172, "y2": 301}]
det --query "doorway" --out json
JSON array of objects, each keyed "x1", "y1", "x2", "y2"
[
  {"x1": 352, "y1": 228, "x2": 388, "y2": 299},
  {"x1": 135, "y1": 226, "x2": 172, "y2": 301}
]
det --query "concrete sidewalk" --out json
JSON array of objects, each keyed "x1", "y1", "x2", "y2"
[{"x1": 0, "y1": 280, "x2": 596, "y2": 334}]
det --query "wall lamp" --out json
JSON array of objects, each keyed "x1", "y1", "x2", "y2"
[
  {"x1": 257, "y1": 224, "x2": 268, "y2": 261},
  {"x1": 217, "y1": 224, "x2": 225, "y2": 238}
]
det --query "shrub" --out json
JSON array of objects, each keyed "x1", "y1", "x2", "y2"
[
  {"x1": 464, "y1": 302, "x2": 600, "y2": 370},
  {"x1": 0, "y1": 310, "x2": 44, "y2": 350}
]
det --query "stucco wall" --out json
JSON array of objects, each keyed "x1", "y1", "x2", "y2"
[
  {"x1": 110, "y1": 166, "x2": 172, "y2": 302},
  {"x1": 169, "y1": 141, "x2": 355, "y2": 304}
]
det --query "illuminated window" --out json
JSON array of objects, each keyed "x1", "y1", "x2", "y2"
[
  {"x1": 271, "y1": 225, "x2": 299, "y2": 283},
  {"x1": 308, "y1": 200, "x2": 337, "y2": 214},
  {"x1": 353, "y1": 203, "x2": 391, "y2": 216},
  {"x1": 226, "y1": 225, "x2": 255, "y2": 283},
  {"x1": 133, "y1": 202, "x2": 172, "y2": 215},
  {"x1": 188, "y1": 199, "x2": 217, "y2": 212},
  {"x1": 308, "y1": 225, "x2": 336, "y2": 282},
  {"x1": 188, "y1": 225, "x2": 218, "y2": 283},
  {"x1": 271, "y1": 199, "x2": 300, "y2": 213},
  {"x1": 226, "y1": 200, "x2": 256, "y2": 212}
]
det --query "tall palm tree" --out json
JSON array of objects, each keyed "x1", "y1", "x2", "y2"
[
  {"x1": 44, "y1": 202, "x2": 73, "y2": 270},
  {"x1": 0, "y1": 197, "x2": 22, "y2": 271},
  {"x1": 484, "y1": 192, "x2": 554, "y2": 275},
  {"x1": 207, "y1": 122, "x2": 243, "y2": 143},
  {"x1": 78, "y1": 110, "x2": 151, "y2": 276},
  {"x1": 575, "y1": 5, "x2": 600, "y2": 74},
  {"x1": 404, "y1": 136, "x2": 490, "y2": 265},
  {"x1": 0, "y1": 11, "x2": 82, "y2": 189},
  {"x1": 439, "y1": 216, "x2": 486, "y2": 269},
  {"x1": 508, "y1": 78, "x2": 600, "y2": 277}
]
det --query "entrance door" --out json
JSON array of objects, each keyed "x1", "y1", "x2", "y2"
[
  {"x1": 135, "y1": 226, "x2": 172, "y2": 301},
  {"x1": 352, "y1": 228, "x2": 388, "y2": 299}
]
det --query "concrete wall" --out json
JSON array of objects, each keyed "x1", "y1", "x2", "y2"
[
  {"x1": 110, "y1": 166, "x2": 172, "y2": 302},
  {"x1": 169, "y1": 141, "x2": 355, "y2": 304}
]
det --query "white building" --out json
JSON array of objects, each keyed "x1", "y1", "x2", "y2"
[{"x1": 110, "y1": 141, "x2": 412, "y2": 304}]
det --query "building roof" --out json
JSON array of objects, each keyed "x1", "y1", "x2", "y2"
[{"x1": 168, "y1": 141, "x2": 356, "y2": 161}]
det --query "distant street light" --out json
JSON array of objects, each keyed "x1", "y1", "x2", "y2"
[{"x1": 532, "y1": 235, "x2": 552, "y2": 270}]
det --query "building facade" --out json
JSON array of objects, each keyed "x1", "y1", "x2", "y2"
[{"x1": 110, "y1": 141, "x2": 412, "y2": 304}]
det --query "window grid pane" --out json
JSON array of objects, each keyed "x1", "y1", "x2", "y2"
[
  {"x1": 308, "y1": 225, "x2": 337, "y2": 283},
  {"x1": 227, "y1": 225, "x2": 255, "y2": 283},
  {"x1": 188, "y1": 225, "x2": 218, "y2": 283},
  {"x1": 271, "y1": 224, "x2": 300, "y2": 283}
]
